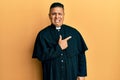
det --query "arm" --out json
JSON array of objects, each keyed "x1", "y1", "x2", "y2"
[
  {"x1": 32, "y1": 34, "x2": 71, "y2": 61},
  {"x1": 32, "y1": 34, "x2": 63, "y2": 61},
  {"x1": 77, "y1": 52, "x2": 87, "y2": 78},
  {"x1": 77, "y1": 31, "x2": 88, "y2": 79}
]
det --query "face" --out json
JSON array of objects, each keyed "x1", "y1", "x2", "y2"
[{"x1": 49, "y1": 7, "x2": 64, "y2": 27}]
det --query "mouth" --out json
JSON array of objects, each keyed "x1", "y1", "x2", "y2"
[{"x1": 55, "y1": 20, "x2": 60, "y2": 23}]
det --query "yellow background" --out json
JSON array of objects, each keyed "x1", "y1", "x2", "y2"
[{"x1": 0, "y1": 0, "x2": 120, "y2": 80}]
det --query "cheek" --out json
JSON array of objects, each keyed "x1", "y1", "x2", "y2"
[
  {"x1": 51, "y1": 17, "x2": 55, "y2": 21},
  {"x1": 49, "y1": 17, "x2": 54, "y2": 22},
  {"x1": 60, "y1": 16, "x2": 64, "y2": 20}
]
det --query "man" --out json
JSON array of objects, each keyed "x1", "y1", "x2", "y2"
[{"x1": 32, "y1": 2, "x2": 88, "y2": 80}]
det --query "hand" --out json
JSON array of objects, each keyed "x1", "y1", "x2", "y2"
[
  {"x1": 77, "y1": 77, "x2": 85, "y2": 80},
  {"x1": 58, "y1": 35, "x2": 71, "y2": 50}
]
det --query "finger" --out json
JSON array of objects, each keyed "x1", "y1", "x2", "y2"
[
  {"x1": 64, "y1": 36, "x2": 72, "y2": 41},
  {"x1": 59, "y1": 35, "x2": 62, "y2": 40}
]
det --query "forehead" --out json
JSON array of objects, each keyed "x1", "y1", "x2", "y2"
[{"x1": 50, "y1": 7, "x2": 64, "y2": 13}]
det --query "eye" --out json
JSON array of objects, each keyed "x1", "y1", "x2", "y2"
[
  {"x1": 58, "y1": 13, "x2": 63, "y2": 16},
  {"x1": 51, "y1": 13, "x2": 56, "y2": 15}
]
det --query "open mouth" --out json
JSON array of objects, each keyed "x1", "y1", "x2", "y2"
[{"x1": 55, "y1": 20, "x2": 60, "y2": 23}]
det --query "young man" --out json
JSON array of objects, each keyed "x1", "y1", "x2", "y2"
[{"x1": 32, "y1": 2, "x2": 88, "y2": 80}]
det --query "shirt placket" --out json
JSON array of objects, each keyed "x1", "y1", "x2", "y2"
[
  {"x1": 60, "y1": 52, "x2": 66, "y2": 80},
  {"x1": 56, "y1": 26, "x2": 66, "y2": 80}
]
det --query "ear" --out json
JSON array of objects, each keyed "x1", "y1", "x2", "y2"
[{"x1": 48, "y1": 13, "x2": 51, "y2": 19}]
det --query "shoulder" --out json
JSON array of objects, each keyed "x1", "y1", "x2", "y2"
[
  {"x1": 63, "y1": 24, "x2": 81, "y2": 35},
  {"x1": 37, "y1": 25, "x2": 51, "y2": 38}
]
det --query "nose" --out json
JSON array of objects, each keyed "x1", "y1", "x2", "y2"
[{"x1": 55, "y1": 14, "x2": 59, "y2": 19}]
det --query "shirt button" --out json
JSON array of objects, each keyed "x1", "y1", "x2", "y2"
[
  {"x1": 61, "y1": 60, "x2": 64, "y2": 62},
  {"x1": 61, "y1": 54, "x2": 63, "y2": 56}
]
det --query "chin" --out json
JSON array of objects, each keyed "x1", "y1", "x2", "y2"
[{"x1": 55, "y1": 24, "x2": 62, "y2": 27}]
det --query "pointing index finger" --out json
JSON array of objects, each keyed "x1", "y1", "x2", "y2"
[{"x1": 65, "y1": 36, "x2": 72, "y2": 41}]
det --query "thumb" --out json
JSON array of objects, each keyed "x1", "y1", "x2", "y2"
[{"x1": 59, "y1": 35, "x2": 62, "y2": 40}]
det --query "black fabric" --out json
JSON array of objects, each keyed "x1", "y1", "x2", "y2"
[{"x1": 32, "y1": 24, "x2": 88, "y2": 80}]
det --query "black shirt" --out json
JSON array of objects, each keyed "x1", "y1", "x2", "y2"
[{"x1": 32, "y1": 24, "x2": 88, "y2": 80}]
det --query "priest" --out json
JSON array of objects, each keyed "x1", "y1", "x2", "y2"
[{"x1": 32, "y1": 2, "x2": 88, "y2": 80}]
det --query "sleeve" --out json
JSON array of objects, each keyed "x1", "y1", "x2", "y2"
[
  {"x1": 32, "y1": 33, "x2": 62, "y2": 62},
  {"x1": 77, "y1": 32, "x2": 88, "y2": 77}
]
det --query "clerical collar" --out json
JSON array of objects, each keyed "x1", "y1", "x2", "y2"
[{"x1": 56, "y1": 26, "x2": 61, "y2": 31}]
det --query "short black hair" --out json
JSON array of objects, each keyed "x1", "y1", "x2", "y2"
[{"x1": 50, "y1": 2, "x2": 64, "y2": 10}]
